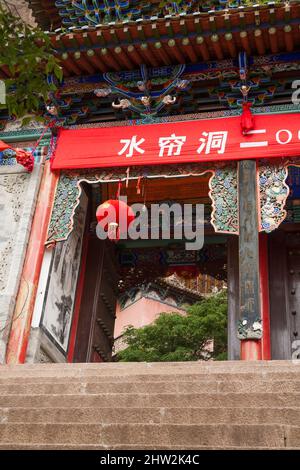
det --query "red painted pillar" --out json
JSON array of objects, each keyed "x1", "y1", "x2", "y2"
[
  {"x1": 240, "y1": 234, "x2": 271, "y2": 361},
  {"x1": 241, "y1": 340, "x2": 262, "y2": 360},
  {"x1": 259, "y1": 232, "x2": 271, "y2": 360},
  {"x1": 6, "y1": 161, "x2": 59, "y2": 364}
]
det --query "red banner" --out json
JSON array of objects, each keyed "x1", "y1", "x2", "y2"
[{"x1": 51, "y1": 113, "x2": 300, "y2": 170}]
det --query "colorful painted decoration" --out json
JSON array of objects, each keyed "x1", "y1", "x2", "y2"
[
  {"x1": 258, "y1": 160, "x2": 290, "y2": 233},
  {"x1": 54, "y1": 1, "x2": 276, "y2": 28},
  {"x1": 97, "y1": 64, "x2": 186, "y2": 123}
]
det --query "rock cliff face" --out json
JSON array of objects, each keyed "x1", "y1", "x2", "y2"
[{"x1": 4, "y1": 1, "x2": 36, "y2": 26}]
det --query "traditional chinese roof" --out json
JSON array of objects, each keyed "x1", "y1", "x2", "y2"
[
  {"x1": 118, "y1": 241, "x2": 228, "y2": 293},
  {"x1": 27, "y1": 1, "x2": 292, "y2": 31},
  {"x1": 2, "y1": 2, "x2": 300, "y2": 128},
  {"x1": 118, "y1": 277, "x2": 204, "y2": 311},
  {"x1": 27, "y1": 2, "x2": 300, "y2": 70}
]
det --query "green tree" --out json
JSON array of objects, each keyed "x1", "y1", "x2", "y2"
[
  {"x1": 117, "y1": 290, "x2": 228, "y2": 362},
  {"x1": 0, "y1": 3, "x2": 62, "y2": 120}
]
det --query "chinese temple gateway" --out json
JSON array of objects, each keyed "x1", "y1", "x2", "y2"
[{"x1": 2, "y1": 0, "x2": 300, "y2": 367}]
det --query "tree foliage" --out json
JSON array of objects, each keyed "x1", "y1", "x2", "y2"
[
  {"x1": 117, "y1": 290, "x2": 228, "y2": 362},
  {"x1": 0, "y1": 3, "x2": 62, "y2": 119}
]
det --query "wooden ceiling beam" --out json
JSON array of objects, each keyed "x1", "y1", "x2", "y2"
[
  {"x1": 138, "y1": 44, "x2": 160, "y2": 68},
  {"x1": 284, "y1": 25, "x2": 294, "y2": 52},
  {"x1": 99, "y1": 48, "x2": 122, "y2": 72}
]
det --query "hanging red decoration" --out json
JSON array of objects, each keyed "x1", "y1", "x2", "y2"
[
  {"x1": 241, "y1": 102, "x2": 255, "y2": 135},
  {"x1": 0, "y1": 140, "x2": 10, "y2": 152},
  {"x1": 15, "y1": 148, "x2": 35, "y2": 173},
  {"x1": 0, "y1": 139, "x2": 34, "y2": 172},
  {"x1": 96, "y1": 199, "x2": 135, "y2": 241}
]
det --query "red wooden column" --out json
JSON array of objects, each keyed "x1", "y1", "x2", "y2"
[
  {"x1": 241, "y1": 228, "x2": 271, "y2": 361},
  {"x1": 241, "y1": 340, "x2": 262, "y2": 361},
  {"x1": 6, "y1": 161, "x2": 59, "y2": 364},
  {"x1": 259, "y1": 232, "x2": 271, "y2": 360}
]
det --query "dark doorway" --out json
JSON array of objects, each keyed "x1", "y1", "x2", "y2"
[{"x1": 269, "y1": 227, "x2": 300, "y2": 359}]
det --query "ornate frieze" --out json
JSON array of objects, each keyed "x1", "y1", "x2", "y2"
[
  {"x1": 209, "y1": 163, "x2": 238, "y2": 234},
  {"x1": 258, "y1": 160, "x2": 290, "y2": 233},
  {"x1": 47, "y1": 163, "x2": 240, "y2": 244},
  {"x1": 47, "y1": 156, "x2": 300, "y2": 245}
]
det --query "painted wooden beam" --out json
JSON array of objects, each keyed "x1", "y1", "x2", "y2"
[{"x1": 237, "y1": 160, "x2": 262, "y2": 360}]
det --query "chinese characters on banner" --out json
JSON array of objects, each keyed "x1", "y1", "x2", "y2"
[{"x1": 52, "y1": 113, "x2": 300, "y2": 170}]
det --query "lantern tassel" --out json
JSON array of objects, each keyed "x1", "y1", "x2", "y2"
[
  {"x1": 108, "y1": 222, "x2": 119, "y2": 241},
  {"x1": 116, "y1": 180, "x2": 122, "y2": 199},
  {"x1": 136, "y1": 176, "x2": 142, "y2": 195},
  {"x1": 241, "y1": 102, "x2": 254, "y2": 135}
]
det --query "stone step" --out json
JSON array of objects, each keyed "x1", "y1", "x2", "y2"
[
  {"x1": 0, "y1": 392, "x2": 299, "y2": 409},
  {"x1": 0, "y1": 444, "x2": 295, "y2": 450},
  {"x1": 2, "y1": 371, "x2": 300, "y2": 384},
  {"x1": 0, "y1": 423, "x2": 297, "y2": 448},
  {"x1": 1, "y1": 361, "x2": 299, "y2": 377},
  {"x1": 1, "y1": 406, "x2": 300, "y2": 425},
  {"x1": 0, "y1": 374, "x2": 298, "y2": 383},
  {"x1": 0, "y1": 380, "x2": 300, "y2": 395},
  {"x1": 0, "y1": 362, "x2": 299, "y2": 449}
]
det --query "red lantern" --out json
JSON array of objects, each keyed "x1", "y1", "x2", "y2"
[
  {"x1": 96, "y1": 199, "x2": 135, "y2": 241},
  {"x1": 241, "y1": 102, "x2": 254, "y2": 135}
]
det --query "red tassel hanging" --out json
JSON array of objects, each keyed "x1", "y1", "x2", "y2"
[
  {"x1": 1, "y1": 139, "x2": 34, "y2": 172},
  {"x1": 116, "y1": 180, "x2": 122, "y2": 199},
  {"x1": 126, "y1": 167, "x2": 130, "y2": 188},
  {"x1": 15, "y1": 149, "x2": 34, "y2": 173},
  {"x1": 136, "y1": 176, "x2": 142, "y2": 195},
  {"x1": 241, "y1": 102, "x2": 254, "y2": 135}
]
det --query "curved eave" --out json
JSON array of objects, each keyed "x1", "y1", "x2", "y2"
[{"x1": 48, "y1": 3, "x2": 300, "y2": 76}]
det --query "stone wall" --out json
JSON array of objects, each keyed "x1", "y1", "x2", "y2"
[
  {"x1": 0, "y1": 162, "x2": 43, "y2": 362},
  {"x1": 4, "y1": 1, "x2": 36, "y2": 26}
]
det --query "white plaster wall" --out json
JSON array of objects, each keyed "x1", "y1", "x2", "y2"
[{"x1": 0, "y1": 163, "x2": 43, "y2": 363}]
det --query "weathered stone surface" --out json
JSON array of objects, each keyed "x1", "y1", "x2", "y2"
[
  {"x1": 0, "y1": 423, "x2": 287, "y2": 448},
  {"x1": 0, "y1": 165, "x2": 43, "y2": 362},
  {"x1": 0, "y1": 361, "x2": 299, "y2": 449},
  {"x1": 6, "y1": 1, "x2": 36, "y2": 26}
]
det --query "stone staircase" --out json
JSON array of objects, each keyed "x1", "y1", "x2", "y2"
[{"x1": 0, "y1": 361, "x2": 300, "y2": 449}]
